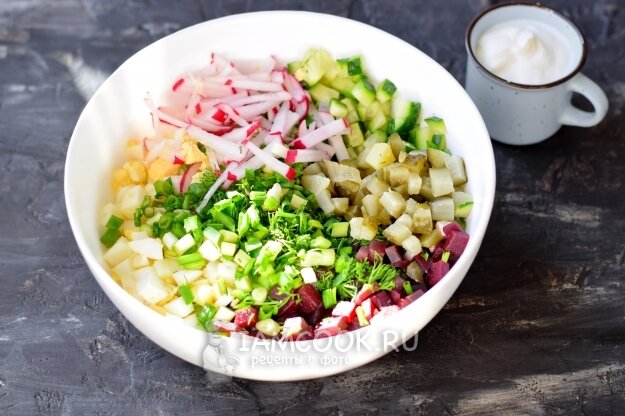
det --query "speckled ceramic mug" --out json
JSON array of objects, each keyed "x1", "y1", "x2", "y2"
[{"x1": 465, "y1": 3, "x2": 608, "y2": 145}]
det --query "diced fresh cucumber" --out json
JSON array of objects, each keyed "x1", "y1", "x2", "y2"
[
  {"x1": 309, "y1": 83, "x2": 340, "y2": 107},
  {"x1": 425, "y1": 116, "x2": 446, "y2": 135},
  {"x1": 330, "y1": 222, "x2": 350, "y2": 237},
  {"x1": 352, "y1": 79, "x2": 376, "y2": 105},
  {"x1": 363, "y1": 130, "x2": 388, "y2": 148},
  {"x1": 329, "y1": 98, "x2": 348, "y2": 118},
  {"x1": 294, "y1": 49, "x2": 335, "y2": 86},
  {"x1": 331, "y1": 77, "x2": 356, "y2": 98},
  {"x1": 287, "y1": 61, "x2": 302, "y2": 74},
  {"x1": 376, "y1": 79, "x2": 397, "y2": 103},
  {"x1": 337, "y1": 55, "x2": 364, "y2": 77},
  {"x1": 367, "y1": 112, "x2": 388, "y2": 132},
  {"x1": 410, "y1": 124, "x2": 431, "y2": 150},
  {"x1": 391, "y1": 99, "x2": 421, "y2": 137},
  {"x1": 380, "y1": 100, "x2": 391, "y2": 117},
  {"x1": 429, "y1": 133, "x2": 446, "y2": 150}
]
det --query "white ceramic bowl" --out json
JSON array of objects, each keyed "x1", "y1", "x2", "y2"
[{"x1": 65, "y1": 11, "x2": 495, "y2": 381}]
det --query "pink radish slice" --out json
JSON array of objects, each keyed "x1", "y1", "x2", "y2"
[
  {"x1": 231, "y1": 57, "x2": 276, "y2": 74},
  {"x1": 259, "y1": 117, "x2": 272, "y2": 130},
  {"x1": 312, "y1": 142, "x2": 336, "y2": 158},
  {"x1": 292, "y1": 118, "x2": 349, "y2": 149},
  {"x1": 172, "y1": 77, "x2": 185, "y2": 92},
  {"x1": 157, "y1": 109, "x2": 189, "y2": 129},
  {"x1": 318, "y1": 111, "x2": 350, "y2": 161},
  {"x1": 219, "y1": 119, "x2": 261, "y2": 142},
  {"x1": 199, "y1": 92, "x2": 249, "y2": 110},
  {"x1": 298, "y1": 119, "x2": 308, "y2": 138},
  {"x1": 269, "y1": 142, "x2": 289, "y2": 159},
  {"x1": 270, "y1": 69, "x2": 286, "y2": 83},
  {"x1": 188, "y1": 117, "x2": 234, "y2": 135},
  {"x1": 186, "y1": 125, "x2": 247, "y2": 161},
  {"x1": 235, "y1": 100, "x2": 281, "y2": 121},
  {"x1": 145, "y1": 140, "x2": 166, "y2": 163},
  {"x1": 226, "y1": 79, "x2": 284, "y2": 92},
  {"x1": 172, "y1": 154, "x2": 185, "y2": 165},
  {"x1": 179, "y1": 162, "x2": 200, "y2": 193},
  {"x1": 196, "y1": 163, "x2": 237, "y2": 211},
  {"x1": 226, "y1": 91, "x2": 291, "y2": 108},
  {"x1": 144, "y1": 95, "x2": 162, "y2": 138},
  {"x1": 186, "y1": 93, "x2": 202, "y2": 118},
  {"x1": 199, "y1": 82, "x2": 235, "y2": 98},
  {"x1": 245, "y1": 141, "x2": 295, "y2": 181},
  {"x1": 270, "y1": 102, "x2": 289, "y2": 136},
  {"x1": 282, "y1": 111, "x2": 300, "y2": 137},
  {"x1": 283, "y1": 73, "x2": 306, "y2": 102},
  {"x1": 229, "y1": 155, "x2": 264, "y2": 181},
  {"x1": 285, "y1": 149, "x2": 325, "y2": 164},
  {"x1": 215, "y1": 103, "x2": 249, "y2": 127}
]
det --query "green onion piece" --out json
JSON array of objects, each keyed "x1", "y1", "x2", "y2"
[
  {"x1": 100, "y1": 228, "x2": 121, "y2": 248},
  {"x1": 171, "y1": 222, "x2": 186, "y2": 238},
  {"x1": 105, "y1": 215, "x2": 123, "y2": 230},
  {"x1": 216, "y1": 279, "x2": 227, "y2": 295},
  {"x1": 196, "y1": 305, "x2": 217, "y2": 330},
  {"x1": 356, "y1": 306, "x2": 369, "y2": 327},
  {"x1": 179, "y1": 284, "x2": 194, "y2": 304},
  {"x1": 133, "y1": 208, "x2": 143, "y2": 227},
  {"x1": 308, "y1": 219, "x2": 323, "y2": 229},
  {"x1": 177, "y1": 251, "x2": 203, "y2": 266},
  {"x1": 441, "y1": 250, "x2": 451, "y2": 263},
  {"x1": 262, "y1": 196, "x2": 278, "y2": 212},
  {"x1": 249, "y1": 191, "x2": 267, "y2": 204},
  {"x1": 421, "y1": 251, "x2": 430, "y2": 261},
  {"x1": 158, "y1": 212, "x2": 173, "y2": 230},
  {"x1": 237, "y1": 212, "x2": 250, "y2": 237},
  {"x1": 322, "y1": 287, "x2": 337, "y2": 309},
  {"x1": 251, "y1": 287, "x2": 267, "y2": 305},
  {"x1": 183, "y1": 215, "x2": 200, "y2": 232},
  {"x1": 143, "y1": 206, "x2": 155, "y2": 218},
  {"x1": 403, "y1": 281, "x2": 413, "y2": 295},
  {"x1": 212, "y1": 211, "x2": 235, "y2": 231}
]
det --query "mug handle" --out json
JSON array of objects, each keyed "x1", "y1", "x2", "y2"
[{"x1": 559, "y1": 73, "x2": 609, "y2": 127}]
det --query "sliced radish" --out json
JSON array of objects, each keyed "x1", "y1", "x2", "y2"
[
  {"x1": 235, "y1": 100, "x2": 281, "y2": 121},
  {"x1": 179, "y1": 162, "x2": 201, "y2": 193},
  {"x1": 318, "y1": 111, "x2": 349, "y2": 161},
  {"x1": 220, "y1": 119, "x2": 261, "y2": 142},
  {"x1": 187, "y1": 125, "x2": 247, "y2": 161},
  {"x1": 232, "y1": 56, "x2": 276, "y2": 74},
  {"x1": 285, "y1": 149, "x2": 326, "y2": 164},
  {"x1": 245, "y1": 141, "x2": 295, "y2": 181},
  {"x1": 293, "y1": 118, "x2": 350, "y2": 149},
  {"x1": 215, "y1": 103, "x2": 249, "y2": 127}
]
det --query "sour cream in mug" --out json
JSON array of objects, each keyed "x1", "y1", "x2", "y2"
[{"x1": 475, "y1": 19, "x2": 575, "y2": 85}]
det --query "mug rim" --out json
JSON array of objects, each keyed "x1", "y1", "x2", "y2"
[{"x1": 465, "y1": 1, "x2": 588, "y2": 90}]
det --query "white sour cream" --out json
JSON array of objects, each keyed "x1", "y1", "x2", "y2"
[{"x1": 475, "y1": 19, "x2": 575, "y2": 85}]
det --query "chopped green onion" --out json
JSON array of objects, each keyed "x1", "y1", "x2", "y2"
[
  {"x1": 403, "y1": 281, "x2": 413, "y2": 295},
  {"x1": 196, "y1": 305, "x2": 217, "y2": 330},
  {"x1": 183, "y1": 215, "x2": 200, "y2": 232},
  {"x1": 105, "y1": 215, "x2": 123, "y2": 230},
  {"x1": 322, "y1": 287, "x2": 337, "y2": 308},
  {"x1": 178, "y1": 251, "x2": 204, "y2": 266},
  {"x1": 100, "y1": 228, "x2": 121, "y2": 248},
  {"x1": 356, "y1": 306, "x2": 369, "y2": 327},
  {"x1": 179, "y1": 284, "x2": 194, "y2": 304},
  {"x1": 441, "y1": 251, "x2": 450, "y2": 263}
]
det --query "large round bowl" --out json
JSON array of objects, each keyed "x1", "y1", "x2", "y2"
[{"x1": 65, "y1": 11, "x2": 495, "y2": 381}]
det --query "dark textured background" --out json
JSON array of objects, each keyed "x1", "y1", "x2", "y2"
[{"x1": 1, "y1": 0, "x2": 624, "y2": 414}]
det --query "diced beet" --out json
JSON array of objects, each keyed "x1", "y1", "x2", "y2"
[
  {"x1": 297, "y1": 283, "x2": 322, "y2": 314},
  {"x1": 370, "y1": 305, "x2": 400, "y2": 324},
  {"x1": 314, "y1": 316, "x2": 347, "y2": 338},
  {"x1": 292, "y1": 327, "x2": 314, "y2": 341},
  {"x1": 353, "y1": 282, "x2": 378, "y2": 305},
  {"x1": 371, "y1": 291, "x2": 392, "y2": 309},
  {"x1": 212, "y1": 320, "x2": 241, "y2": 335},
  {"x1": 269, "y1": 285, "x2": 287, "y2": 301},
  {"x1": 398, "y1": 288, "x2": 427, "y2": 309},
  {"x1": 347, "y1": 318, "x2": 362, "y2": 331},
  {"x1": 360, "y1": 298, "x2": 376, "y2": 320},
  {"x1": 355, "y1": 246, "x2": 370, "y2": 261},
  {"x1": 431, "y1": 245, "x2": 445, "y2": 262},
  {"x1": 277, "y1": 299, "x2": 299, "y2": 319},
  {"x1": 331, "y1": 301, "x2": 356, "y2": 322},
  {"x1": 427, "y1": 260, "x2": 450, "y2": 287},
  {"x1": 234, "y1": 307, "x2": 258, "y2": 328},
  {"x1": 304, "y1": 303, "x2": 327, "y2": 327},
  {"x1": 392, "y1": 259, "x2": 411, "y2": 269},
  {"x1": 443, "y1": 221, "x2": 464, "y2": 236},
  {"x1": 385, "y1": 245, "x2": 403, "y2": 265},
  {"x1": 389, "y1": 289, "x2": 403, "y2": 305},
  {"x1": 368, "y1": 240, "x2": 386, "y2": 262},
  {"x1": 394, "y1": 276, "x2": 407, "y2": 295},
  {"x1": 442, "y1": 230, "x2": 470, "y2": 263},
  {"x1": 414, "y1": 252, "x2": 433, "y2": 272}
]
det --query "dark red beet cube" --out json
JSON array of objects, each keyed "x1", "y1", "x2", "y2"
[
  {"x1": 368, "y1": 240, "x2": 387, "y2": 262},
  {"x1": 234, "y1": 307, "x2": 258, "y2": 328},
  {"x1": 398, "y1": 288, "x2": 426, "y2": 309},
  {"x1": 427, "y1": 260, "x2": 450, "y2": 287},
  {"x1": 277, "y1": 299, "x2": 299, "y2": 319},
  {"x1": 414, "y1": 252, "x2": 433, "y2": 273},
  {"x1": 371, "y1": 291, "x2": 392, "y2": 309},
  {"x1": 431, "y1": 245, "x2": 445, "y2": 262},
  {"x1": 304, "y1": 303, "x2": 327, "y2": 327},
  {"x1": 392, "y1": 259, "x2": 411, "y2": 269},
  {"x1": 270, "y1": 285, "x2": 287, "y2": 301},
  {"x1": 297, "y1": 283, "x2": 322, "y2": 314},
  {"x1": 355, "y1": 246, "x2": 370, "y2": 261},
  {"x1": 389, "y1": 289, "x2": 402, "y2": 305},
  {"x1": 360, "y1": 298, "x2": 376, "y2": 320},
  {"x1": 394, "y1": 276, "x2": 407, "y2": 295},
  {"x1": 443, "y1": 221, "x2": 464, "y2": 236},
  {"x1": 385, "y1": 245, "x2": 403, "y2": 265},
  {"x1": 442, "y1": 230, "x2": 469, "y2": 262}
]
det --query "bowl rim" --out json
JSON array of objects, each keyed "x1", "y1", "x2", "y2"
[{"x1": 64, "y1": 10, "x2": 496, "y2": 381}]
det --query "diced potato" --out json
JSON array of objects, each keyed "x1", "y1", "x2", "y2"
[
  {"x1": 365, "y1": 143, "x2": 396, "y2": 170},
  {"x1": 302, "y1": 162, "x2": 322, "y2": 175},
  {"x1": 365, "y1": 176, "x2": 390, "y2": 197},
  {"x1": 192, "y1": 280, "x2": 216, "y2": 305},
  {"x1": 383, "y1": 222, "x2": 412, "y2": 246},
  {"x1": 387, "y1": 165, "x2": 409, "y2": 186},
  {"x1": 429, "y1": 168, "x2": 455, "y2": 197},
  {"x1": 154, "y1": 259, "x2": 180, "y2": 279},
  {"x1": 217, "y1": 261, "x2": 238, "y2": 286},
  {"x1": 379, "y1": 190, "x2": 406, "y2": 218},
  {"x1": 419, "y1": 176, "x2": 435, "y2": 200},
  {"x1": 290, "y1": 194, "x2": 307, "y2": 210},
  {"x1": 349, "y1": 217, "x2": 378, "y2": 241},
  {"x1": 388, "y1": 133, "x2": 405, "y2": 159},
  {"x1": 103, "y1": 237, "x2": 133, "y2": 267},
  {"x1": 172, "y1": 270, "x2": 203, "y2": 285},
  {"x1": 301, "y1": 174, "x2": 331, "y2": 194},
  {"x1": 427, "y1": 148, "x2": 448, "y2": 168},
  {"x1": 403, "y1": 151, "x2": 427, "y2": 173},
  {"x1": 314, "y1": 189, "x2": 335, "y2": 214},
  {"x1": 319, "y1": 160, "x2": 361, "y2": 184},
  {"x1": 345, "y1": 205, "x2": 360, "y2": 220},
  {"x1": 214, "y1": 306, "x2": 236, "y2": 322},
  {"x1": 100, "y1": 203, "x2": 122, "y2": 229},
  {"x1": 419, "y1": 228, "x2": 444, "y2": 250},
  {"x1": 113, "y1": 258, "x2": 134, "y2": 280},
  {"x1": 376, "y1": 208, "x2": 393, "y2": 226},
  {"x1": 452, "y1": 191, "x2": 473, "y2": 217},
  {"x1": 332, "y1": 197, "x2": 349, "y2": 215},
  {"x1": 408, "y1": 173, "x2": 422, "y2": 195},
  {"x1": 124, "y1": 160, "x2": 147, "y2": 184},
  {"x1": 395, "y1": 213, "x2": 413, "y2": 229},
  {"x1": 163, "y1": 297, "x2": 193, "y2": 318},
  {"x1": 128, "y1": 238, "x2": 163, "y2": 260},
  {"x1": 362, "y1": 194, "x2": 381, "y2": 217},
  {"x1": 404, "y1": 198, "x2": 417, "y2": 215},
  {"x1": 406, "y1": 262, "x2": 425, "y2": 284},
  {"x1": 350, "y1": 190, "x2": 366, "y2": 207},
  {"x1": 401, "y1": 235, "x2": 422, "y2": 258},
  {"x1": 412, "y1": 203, "x2": 433, "y2": 234},
  {"x1": 445, "y1": 154, "x2": 468, "y2": 186},
  {"x1": 394, "y1": 183, "x2": 409, "y2": 199},
  {"x1": 430, "y1": 197, "x2": 455, "y2": 221},
  {"x1": 131, "y1": 254, "x2": 150, "y2": 268}
]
